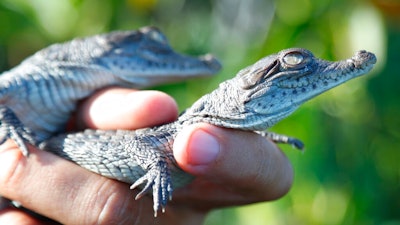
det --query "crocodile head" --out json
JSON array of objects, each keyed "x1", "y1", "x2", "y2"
[
  {"x1": 235, "y1": 48, "x2": 377, "y2": 129},
  {"x1": 32, "y1": 27, "x2": 221, "y2": 88},
  {"x1": 183, "y1": 48, "x2": 376, "y2": 130},
  {"x1": 94, "y1": 27, "x2": 221, "y2": 87}
]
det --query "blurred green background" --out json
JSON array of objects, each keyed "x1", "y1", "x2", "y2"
[{"x1": 0, "y1": 0, "x2": 398, "y2": 224}]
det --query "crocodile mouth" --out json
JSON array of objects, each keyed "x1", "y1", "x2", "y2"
[{"x1": 323, "y1": 50, "x2": 376, "y2": 81}]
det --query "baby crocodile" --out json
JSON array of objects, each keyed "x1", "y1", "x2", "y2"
[
  {"x1": 40, "y1": 48, "x2": 376, "y2": 216},
  {"x1": 0, "y1": 26, "x2": 221, "y2": 156}
]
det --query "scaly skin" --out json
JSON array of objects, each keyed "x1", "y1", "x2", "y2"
[
  {"x1": 41, "y1": 48, "x2": 377, "y2": 215},
  {"x1": 0, "y1": 27, "x2": 221, "y2": 155}
]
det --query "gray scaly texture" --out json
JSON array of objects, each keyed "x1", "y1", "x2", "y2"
[
  {"x1": 40, "y1": 48, "x2": 377, "y2": 216},
  {"x1": 0, "y1": 26, "x2": 221, "y2": 156}
]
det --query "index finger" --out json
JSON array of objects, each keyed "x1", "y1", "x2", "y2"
[{"x1": 74, "y1": 87, "x2": 179, "y2": 130}]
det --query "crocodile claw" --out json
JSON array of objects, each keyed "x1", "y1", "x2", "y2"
[
  {"x1": 0, "y1": 106, "x2": 37, "y2": 156},
  {"x1": 130, "y1": 160, "x2": 172, "y2": 217},
  {"x1": 257, "y1": 131, "x2": 304, "y2": 151}
]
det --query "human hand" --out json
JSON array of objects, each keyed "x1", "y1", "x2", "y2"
[{"x1": 0, "y1": 87, "x2": 293, "y2": 225}]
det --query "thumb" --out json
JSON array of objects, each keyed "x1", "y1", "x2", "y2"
[{"x1": 173, "y1": 123, "x2": 293, "y2": 200}]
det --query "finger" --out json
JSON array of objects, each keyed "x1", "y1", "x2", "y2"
[
  {"x1": 0, "y1": 208, "x2": 40, "y2": 225},
  {"x1": 76, "y1": 87, "x2": 178, "y2": 130},
  {"x1": 0, "y1": 141, "x2": 152, "y2": 224},
  {"x1": 173, "y1": 123, "x2": 293, "y2": 202},
  {"x1": 0, "y1": 207, "x2": 59, "y2": 225}
]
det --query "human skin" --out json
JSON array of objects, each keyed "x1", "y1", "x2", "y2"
[{"x1": 0, "y1": 87, "x2": 293, "y2": 225}]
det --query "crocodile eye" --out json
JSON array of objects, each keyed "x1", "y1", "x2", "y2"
[
  {"x1": 148, "y1": 29, "x2": 168, "y2": 44},
  {"x1": 283, "y1": 52, "x2": 304, "y2": 66}
]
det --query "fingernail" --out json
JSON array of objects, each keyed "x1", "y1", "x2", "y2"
[{"x1": 186, "y1": 129, "x2": 220, "y2": 165}]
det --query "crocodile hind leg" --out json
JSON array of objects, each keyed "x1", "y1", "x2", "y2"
[
  {"x1": 0, "y1": 106, "x2": 37, "y2": 156},
  {"x1": 257, "y1": 131, "x2": 305, "y2": 150},
  {"x1": 130, "y1": 159, "x2": 173, "y2": 217}
]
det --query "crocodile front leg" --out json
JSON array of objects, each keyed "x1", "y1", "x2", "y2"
[
  {"x1": 0, "y1": 106, "x2": 37, "y2": 156},
  {"x1": 257, "y1": 131, "x2": 305, "y2": 150}
]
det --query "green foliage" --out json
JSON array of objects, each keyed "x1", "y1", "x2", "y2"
[{"x1": 0, "y1": 0, "x2": 398, "y2": 224}]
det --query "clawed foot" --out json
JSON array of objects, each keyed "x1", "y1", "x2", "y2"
[
  {"x1": 0, "y1": 107, "x2": 37, "y2": 156},
  {"x1": 130, "y1": 161, "x2": 173, "y2": 217},
  {"x1": 257, "y1": 131, "x2": 305, "y2": 150}
]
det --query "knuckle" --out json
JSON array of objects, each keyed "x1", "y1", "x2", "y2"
[
  {"x1": 259, "y1": 150, "x2": 293, "y2": 200},
  {"x1": 84, "y1": 180, "x2": 142, "y2": 225},
  {"x1": 245, "y1": 137, "x2": 294, "y2": 201}
]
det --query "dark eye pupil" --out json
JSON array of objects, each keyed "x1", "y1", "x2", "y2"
[{"x1": 283, "y1": 52, "x2": 304, "y2": 65}]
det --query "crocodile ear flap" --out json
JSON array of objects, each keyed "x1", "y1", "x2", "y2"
[{"x1": 239, "y1": 60, "x2": 279, "y2": 90}]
